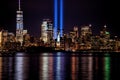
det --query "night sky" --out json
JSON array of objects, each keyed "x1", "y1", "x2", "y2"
[{"x1": 0, "y1": 0, "x2": 117, "y2": 37}]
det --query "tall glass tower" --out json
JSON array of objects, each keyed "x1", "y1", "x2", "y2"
[
  {"x1": 41, "y1": 19, "x2": 53, "y2": 43},
  {"x1": 16, "y1": 0, "x2": 23, "y2": 45},
  {"x1": 54, "y1": 0, "x2": 63, "y2": 39}
]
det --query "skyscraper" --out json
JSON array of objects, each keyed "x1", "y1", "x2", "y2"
[
  {"x1": 54, "y1": 0, "x2": 63, "y2": 39},
  {"x1": 81, "y1": 25, "x2": 92, "y2": 42},
  {"x1": 100, "y1": 25, "x2": 110, "y2": 39},
  {"x1": 41, "y1": 19, "x2": 53, "y2": 43},
  {"x1": 16, "y1": 0, "x2": 23, "y2": 45}
]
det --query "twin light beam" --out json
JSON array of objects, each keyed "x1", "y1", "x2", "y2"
[{"x1": 54, "y1": 0, "x2": 63, "y2": 39}]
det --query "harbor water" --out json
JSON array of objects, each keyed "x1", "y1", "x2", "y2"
[{"x1": 0, "y1": 52, "x2": 120, "y2": 80}]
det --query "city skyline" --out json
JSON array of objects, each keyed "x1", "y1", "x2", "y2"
[{"x1": 0, "y1": 0, "x2": 116, "y2": 37}]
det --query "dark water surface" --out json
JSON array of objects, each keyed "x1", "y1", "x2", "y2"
[{"x1": 0, "y1": 52, "x2": 120, "y2": 80}]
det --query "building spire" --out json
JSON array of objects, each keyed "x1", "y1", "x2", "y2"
[{"x1": 19, "y1": 0, "x2": 21, "y2": 10}]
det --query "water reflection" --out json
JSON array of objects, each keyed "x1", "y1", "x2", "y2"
[
  {"x1": 71, "y1": 55, "x2": 79, "y2": 80},
  {"x1": 40, "y1": 53, "x2": 49, "y2": 80},
  {"x1": 1, "y1": 56, "x2": 14, "y2": 80},
  {"x1": 48, "y1": 53, "x2": 54, "y2": 80},
  {"x1": 39, "y1": 52, "x2": 66, "y2": 80},
  {"x1": 88, "y1": 56, "x2": 93, "y2": 80},
  {"x1": 80, "y1": 54, "x2": 93, "y2": 80},
  {"x1": 0, "y1": 57, "x2": 2, "y2": 80},
  {"x1": 0, "y1": 52, "x2": 119, "y2": 80},
  {"x1": 54, "y1": 52, "x2": 65, "y2": 80},
  {"x1": 8, "y1": 57, "x2": 14, "y2": 80},
  {"x1": 14, "y1": 53, "x2": 29, "y2": 80},
  {"x1": 104, "y1": 54, "x2": 111, "y2": 80}
]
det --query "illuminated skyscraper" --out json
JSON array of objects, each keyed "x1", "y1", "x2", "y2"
[
  {"x1": 73, "y1": 26, "x2": 79, "y2": 38},
  {"x1": 100, "y1": 25, "x2": 110, "y2": 39},
  {"x1": 16, "y1": 0, "x2": 23, "y2": 45},
  {"x1": 41, "y1": 19, "x2": 53, "y2": 43},
  {"x1": 0, "y1": 30, "x2": 3, "y2": 47},
  {"x1": 81, "y1": 25, "x2": 92, "y2": 42},
  {"x1": 54, "y1": 0, "x2": 63, "y2": 39},
  {"x1": 0, "y1": 29, "x2": 8, "y2": 48}
]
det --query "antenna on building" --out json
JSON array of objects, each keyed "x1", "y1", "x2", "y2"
[{"x1": 19, "y1": 0, "x2": 21, "y2": 10}]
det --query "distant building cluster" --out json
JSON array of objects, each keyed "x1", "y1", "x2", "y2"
[
  {"x1": 40, "y1": 23, "x2": 120, "y2": 52},
  {"x1": 1, "y1": 22, "x2": 120, "y2": 52}
]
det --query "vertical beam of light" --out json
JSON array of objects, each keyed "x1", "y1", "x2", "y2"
[
  {"x1": 60, "y1": 0, "x2": 63, "y2": 37},
  {"x1": 57, "y1": 32, "x2": 60, "y2": 42},
  {"x1": 104, "y1": 56, "x2": 110, "y2": 80},
  {"x1": 54, "y1": 0, "x2": 58, "y2": 39}
]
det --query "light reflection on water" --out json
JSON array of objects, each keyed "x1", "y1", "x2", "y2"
[
  {"x1": 8, "y1": 57, "x2": 14, "y2": 80},
  {"x1": 55, "y1": 52, "x2": 61, "y2": 80},
  {"x1": 71, "y1": 54, "x2": 79, "y2": 80},
  {"x1": 0, "y1": 57, "x2": 2, "y2": 80},
  {"x1": 104, "y1": 55, "x2": 111, "y2": 80},
  {"x1": 39, "y1": 52, "x2": 66, "y2": 80},
  {"x1": 40, "y1": 53, "x2": 49, "y2": 80},
  {"x1": 80, "y1": 55, "x2": 93, "y2": 80},
  {"x1": 0, "y1": 52, "x2": 118, "y2": 80},
  {"x1": 14, "y1": 53, "x2": 29, "y2": 80},
  {"x1": 55, "y1": 52, "x2": 65, "y2": 80},
  {"x1": 48, "y1": 53, "x2": 54, "y2": 80},
  {"x1": 88, "y1": 56, "x2": 93, "y2": 80}
]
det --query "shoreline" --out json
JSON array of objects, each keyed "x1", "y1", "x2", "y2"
[{"x1": 0, "y1": 46, "x2": 120, "y2": 54}]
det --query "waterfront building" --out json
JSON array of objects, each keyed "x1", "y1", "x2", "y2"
[
  {"x1": 16, "y1": 0, "x2": 24, "y2": 46},
  {"x1": 0, "y1": 29, "x2": 9, "y2": 48},
  {"x1": 100, "y1": 25, "x2": 110, "y2": 39},
  {"x1": 8, "y1": 33, "x2": 15, "y2": 42},
  {"x1": 23, "y1": 30, "x2": 27, "y2": 35},
  {"x1": 91, "y1": 36, "x2": 101, "y2": 50},
  {"x1": 69, "y1": 26, "x2": 79, "y2": 43},
  {"x1": 100, "y1": 25, "x2": 111, "y2": 49},
  {"x1": 73, "y1": 26, "x2": 79, "y2": 38},
  {"x1": 80, "y1": 25, "x2": 92, "y2": 50},
  {"x1": 0, "y1": 29, "x2": 18, "y2": 50},
  {"x1": 41, "y1": 19, "x2": 53, "y2": 44},
  {"x1": 80, "y1": 25, "x2": 92, "y2": 42},
  {"x1": 1, "y1": 30, "x2": 8, "y2": 47}
]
